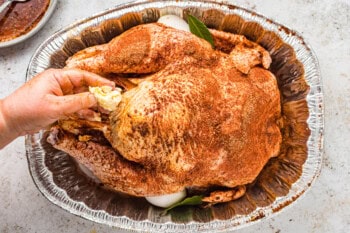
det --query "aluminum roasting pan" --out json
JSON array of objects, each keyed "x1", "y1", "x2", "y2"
[{"x1": 25, "y1": 0, "x2": 324, "y2": 232}]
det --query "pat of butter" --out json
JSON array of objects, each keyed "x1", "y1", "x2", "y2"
[{"x1": 89, "y1": 86, "x2": 122, "y2": 111}]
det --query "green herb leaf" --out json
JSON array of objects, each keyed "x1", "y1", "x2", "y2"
[
  {"x1": 163, "y1": 195, "x2": 203, "y2": 215},
  {"x1": 187, "y1": 14, "x2": 215, "y2": 48}
]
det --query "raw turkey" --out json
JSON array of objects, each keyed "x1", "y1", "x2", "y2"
[{"x1": 47, "y1": 23, "x2": 282, "y2": 202}]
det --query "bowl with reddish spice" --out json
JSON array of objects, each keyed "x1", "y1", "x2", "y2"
[{"x1": 0, "y1": 0, "x2": 57, "y2": 47}]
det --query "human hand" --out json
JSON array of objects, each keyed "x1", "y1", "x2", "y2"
[{"x1": 0, "y1": 68, "x2": 115, "y2": 148}]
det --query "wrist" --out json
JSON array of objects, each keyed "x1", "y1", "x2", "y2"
[{"x1": 0, "y1": 98, "x2": 21, "y2": 149}]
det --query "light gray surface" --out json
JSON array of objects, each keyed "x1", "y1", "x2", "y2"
[{"x1": 0, "y1": 0, "x2": 349, "y2": 232}]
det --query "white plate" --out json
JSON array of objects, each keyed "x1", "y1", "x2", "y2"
[{"x1": 0, "y1": 0, "x2": 57, "y2": 48}]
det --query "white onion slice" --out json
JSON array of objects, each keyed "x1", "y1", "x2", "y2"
[
  {"x1": 145, "y1": 190, "x2": 187, "y2": 208},
  {"x1": 157, "y1": 15, "x2": 190, "y2": 32}
]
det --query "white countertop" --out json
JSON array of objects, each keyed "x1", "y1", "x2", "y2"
[{"x1": 0, "y1": 0, "x2": 349, "y2": 232}]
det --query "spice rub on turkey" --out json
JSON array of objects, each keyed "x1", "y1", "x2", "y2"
[{"x1": 47, "y1": 23, "x2": 282, "y2": 203}]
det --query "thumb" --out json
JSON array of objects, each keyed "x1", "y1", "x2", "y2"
[{"x1": 54, "y1": 93, "x2": 97, "y2": 117}]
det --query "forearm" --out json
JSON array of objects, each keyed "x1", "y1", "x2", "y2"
[{"x1": 0, "y1": 99, "x2": 21, "y2": 149}]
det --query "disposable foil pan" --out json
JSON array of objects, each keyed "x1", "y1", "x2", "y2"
[{"x1": 25, "y1": 1, "x2": 323, "y2": 232}]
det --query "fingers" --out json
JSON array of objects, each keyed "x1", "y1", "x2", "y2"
[
  {"x1": 48, "y1": 68, "x2": 115, "y2": 94},
  {"x1": 53, "y1": 92, "x2": 97, "y2": 117},
  {"x1": 75, "y1": 109, "x2": 102, "y2": 121},
  {"x1": 63, "y1": 69, "x2": 115, "y2": 87}
]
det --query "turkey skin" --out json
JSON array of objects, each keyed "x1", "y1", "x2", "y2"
[{"x1": 47, "y1": 23, "x2": 282, "y2": 199}]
